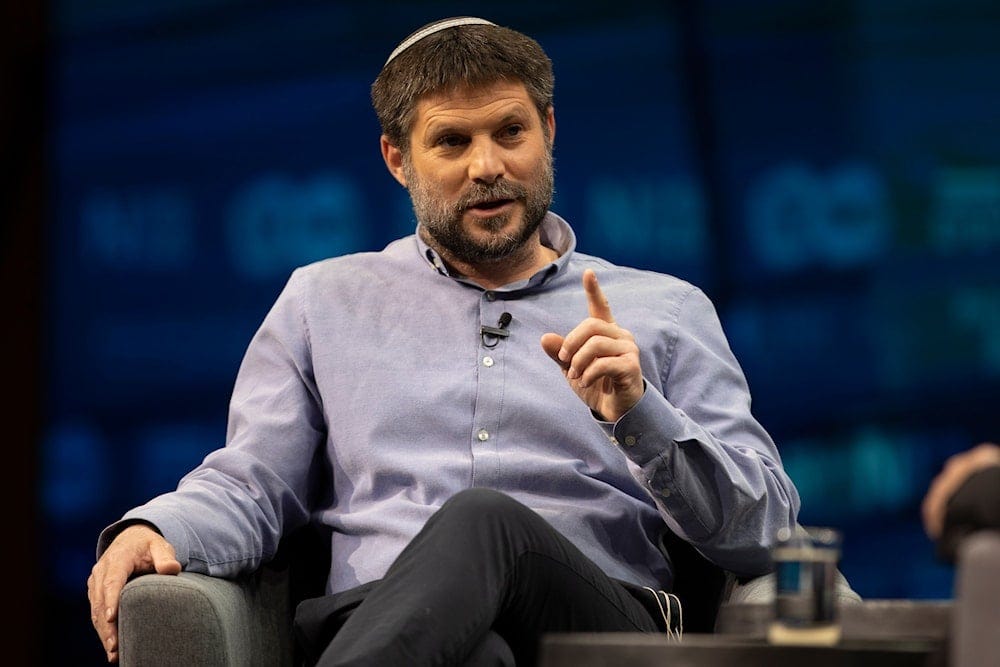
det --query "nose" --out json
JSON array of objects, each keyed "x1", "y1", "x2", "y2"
[{"x1": 467, "y1": 137, "x2": 504, "y2": 184}]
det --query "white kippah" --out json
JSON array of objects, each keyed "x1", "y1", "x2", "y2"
[{"x1": 383, "y1": 16, "x2": 497, "y2": 66}]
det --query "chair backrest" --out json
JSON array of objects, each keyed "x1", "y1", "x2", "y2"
[
  {"x1": 659, "y1": 529, "x2": 729, "y2": 632},
  {"x1": 268, "y1": 522, "x2": 332, "y2": 664}
]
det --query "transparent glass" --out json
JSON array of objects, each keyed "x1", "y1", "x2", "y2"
[{"x1": 767, "y1": 525, "x2": 842, "y2": 646}]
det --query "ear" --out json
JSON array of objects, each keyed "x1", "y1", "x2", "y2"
[
  {"x1": 380, "y1": 135, "x2": 408, "y2": 187},
  {"x1": 545, "y1": 105, "x2": 556, "y2": 144}
]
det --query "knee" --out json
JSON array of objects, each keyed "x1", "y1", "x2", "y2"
[
  {"x1": 437, "y1": 488, "x2": 531, "y2": 525},
  {"x1": 464, "y1": 630, "x2": 515, "y2": 667},
  {"x1": 421, "y1": 489, "x2": 555, "y2": 567}
]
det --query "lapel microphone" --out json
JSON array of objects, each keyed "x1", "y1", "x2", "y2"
[{"x1": 480, "y1": 312, "x2": 512, "y2": 348}]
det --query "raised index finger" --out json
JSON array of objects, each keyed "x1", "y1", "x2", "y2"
[{"x1": 583, "y1": 269, "x2": 614, "y2": 323}]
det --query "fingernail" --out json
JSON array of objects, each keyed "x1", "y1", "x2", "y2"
[
  {"x1": 558, "y1": 348, "x2": 568, "y2": 362},
  {"x1": 106, "y1": 608, "x2": 113, "y2": 621},
  {"x1": 567, "y1": 368, "x2": 578, "y2": 379}
]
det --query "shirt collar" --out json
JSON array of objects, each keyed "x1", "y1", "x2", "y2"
[{"x1": 415, "y1": 211, "x2": 576, "y2": 292}]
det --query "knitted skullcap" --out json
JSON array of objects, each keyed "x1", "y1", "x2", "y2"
[{"x1": 383, "y1": 16, "x2": 497, "y2": 66}]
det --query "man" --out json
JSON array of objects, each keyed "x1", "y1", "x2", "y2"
[{"x1": 88, "y1": 17, "x2": 800, "y2": 665}]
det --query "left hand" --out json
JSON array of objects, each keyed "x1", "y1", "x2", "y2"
[{"x1": 541, "y1": 269, "x2": 645, "y2": 422}]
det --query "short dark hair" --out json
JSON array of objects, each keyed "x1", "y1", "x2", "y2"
[{"x1": 371, "y1": 21, "x2": 554, "y2": 153}]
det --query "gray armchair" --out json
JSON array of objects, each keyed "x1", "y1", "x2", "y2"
[
  {"x1": 116, "y1": 526, "x2": 863, "y2": 666},
  {"x1": 119, "y1": 523, "x2": 329, "y2": 666},
  {"x1": 119, "y1": 568, "x2": 294, "y2": 666}
]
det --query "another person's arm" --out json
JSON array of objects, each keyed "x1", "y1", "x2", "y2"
[{"x1": 922, "y1": 442, "x2": 1000, "y2": 561}]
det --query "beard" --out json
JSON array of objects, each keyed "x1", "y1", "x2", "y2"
[{"x1": 403, "y1": 148, "x2": 555, "y2": 265}]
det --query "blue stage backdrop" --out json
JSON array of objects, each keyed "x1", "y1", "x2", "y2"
[{"x1": 44, "y1": 1, "x2": 1000, "y2": 663}]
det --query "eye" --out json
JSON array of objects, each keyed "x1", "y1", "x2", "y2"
[
  {"x1": 500, "y1": 124, "x2": 524, "y2": 139},
  {"x1": 435, "y1": 134, "x2": 467, "y2": 148}
]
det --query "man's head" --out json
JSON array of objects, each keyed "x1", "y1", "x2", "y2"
[
  {"x1": 371, "y1": 17, "x2": 554, "y2": 155},
  {"x1": 375, "y1": 19, "x2": 558, "y2": 271}
]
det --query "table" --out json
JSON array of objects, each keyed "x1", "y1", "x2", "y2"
[
  {"x1": 540, "y1": 600, "x2": 951, "y2": 667},
  {"x1": 539, "y1": 633, "x2": 945, "y2": 667}
]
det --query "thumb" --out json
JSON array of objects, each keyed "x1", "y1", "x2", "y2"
[
  {"x1": 540, "y1": 333, "x2": 568, "y2": 369},
  {"x1": 150, "y1": 541, "x2": 182, "y2": 575}
]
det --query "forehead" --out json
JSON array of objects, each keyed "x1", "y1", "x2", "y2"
[{"x1": 412, "y1": 80, "x2": 537, "y2": 129}]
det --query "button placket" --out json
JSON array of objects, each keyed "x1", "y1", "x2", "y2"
[{"x1": 471, "y1": 290, "x2": 509, "y2": 486}]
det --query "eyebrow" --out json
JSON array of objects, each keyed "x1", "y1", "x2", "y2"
[{"x1": 423, "y1": 107, "x2": 534, "y2": 139}]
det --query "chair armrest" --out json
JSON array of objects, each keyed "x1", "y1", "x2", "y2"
[
  {"x1": 119, "y1": 568, "x2": 294, "y2": 666},
  {"x1": 724, "y1": 568, "x2": 862, "y2": 606},
  {"x1": 714, "y1": 569, "x2": 864, "y2": 636},
  {"x1": 952, "y1": 529, "x2": 1000, "y2": 667}
]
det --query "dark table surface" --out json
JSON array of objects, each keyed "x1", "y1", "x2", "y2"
[
  {"x1": 539, "y1": 632, "x2": 946, "y2": 667},
  {"x1": 540, "y1": 600, "x2": 952, "y2": 667}
]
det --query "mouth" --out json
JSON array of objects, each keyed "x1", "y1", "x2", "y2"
[{"x1": 466, "y1": 198, "x2": 515, "y2": 215}]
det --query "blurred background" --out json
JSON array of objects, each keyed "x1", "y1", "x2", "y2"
[{"x1": 5, "y1": 0, "x2": 998, "y2": 663}]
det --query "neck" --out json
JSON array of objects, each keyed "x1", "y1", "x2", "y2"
[{"x1": 420, "y1": 228, "x2": 559, "y2": 290}]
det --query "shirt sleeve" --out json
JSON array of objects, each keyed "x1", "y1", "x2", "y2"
[
  {"x1": 97, "y1": 269, "x2": 325, "y2": 577},
  {"x1": 609, "y1": 286, "x2": 800, "y2": 577}
]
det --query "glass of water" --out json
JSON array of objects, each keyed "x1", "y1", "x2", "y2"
[{"x1": 767, "y1": 525, "x2": 842, "y2": 646}]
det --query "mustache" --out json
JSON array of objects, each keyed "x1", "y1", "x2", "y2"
[{"x1": 456, "y1": 180, "x2": 528, "y2": 209}]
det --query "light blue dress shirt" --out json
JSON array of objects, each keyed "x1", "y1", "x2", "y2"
[{"x1": 101, "y1": 212, "x2": 800, "y2": 594}]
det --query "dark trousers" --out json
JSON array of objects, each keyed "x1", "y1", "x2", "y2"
[{"x1": 294, "y1": 488, "x2": 672, "y2": 666}]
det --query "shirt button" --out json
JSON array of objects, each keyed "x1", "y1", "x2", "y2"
[
  {"x1": 624, "y1": 435, "x2": 637, "y2": 447},
  {"x1": 483, "y1": 356, "x2": 494, "y2": 367},
  {"x1": 477, "y1": 429, "x2": 490, "y2": 441},
  {"x1": 660, "y1": 488, "x2": 671, "y2": 498},
  {"x1": 485, "y1": 291, "x2": 496, "y2": 301}
]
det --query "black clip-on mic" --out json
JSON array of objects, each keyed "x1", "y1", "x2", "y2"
[{"x1": 480, "y1": 312, "x2": 512, "y2": 348}]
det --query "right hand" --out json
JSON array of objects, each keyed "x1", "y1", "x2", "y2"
[{"x1": 87, "y1": 524, "x2": 182, "y2": 663}]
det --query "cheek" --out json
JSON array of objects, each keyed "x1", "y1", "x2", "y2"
[
  {"x1": 416, "y1": 162, "x2": 464, "y2": 193},
  {"x1": 511, "y1": 148, "x2": 548, "y2": 178}
]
